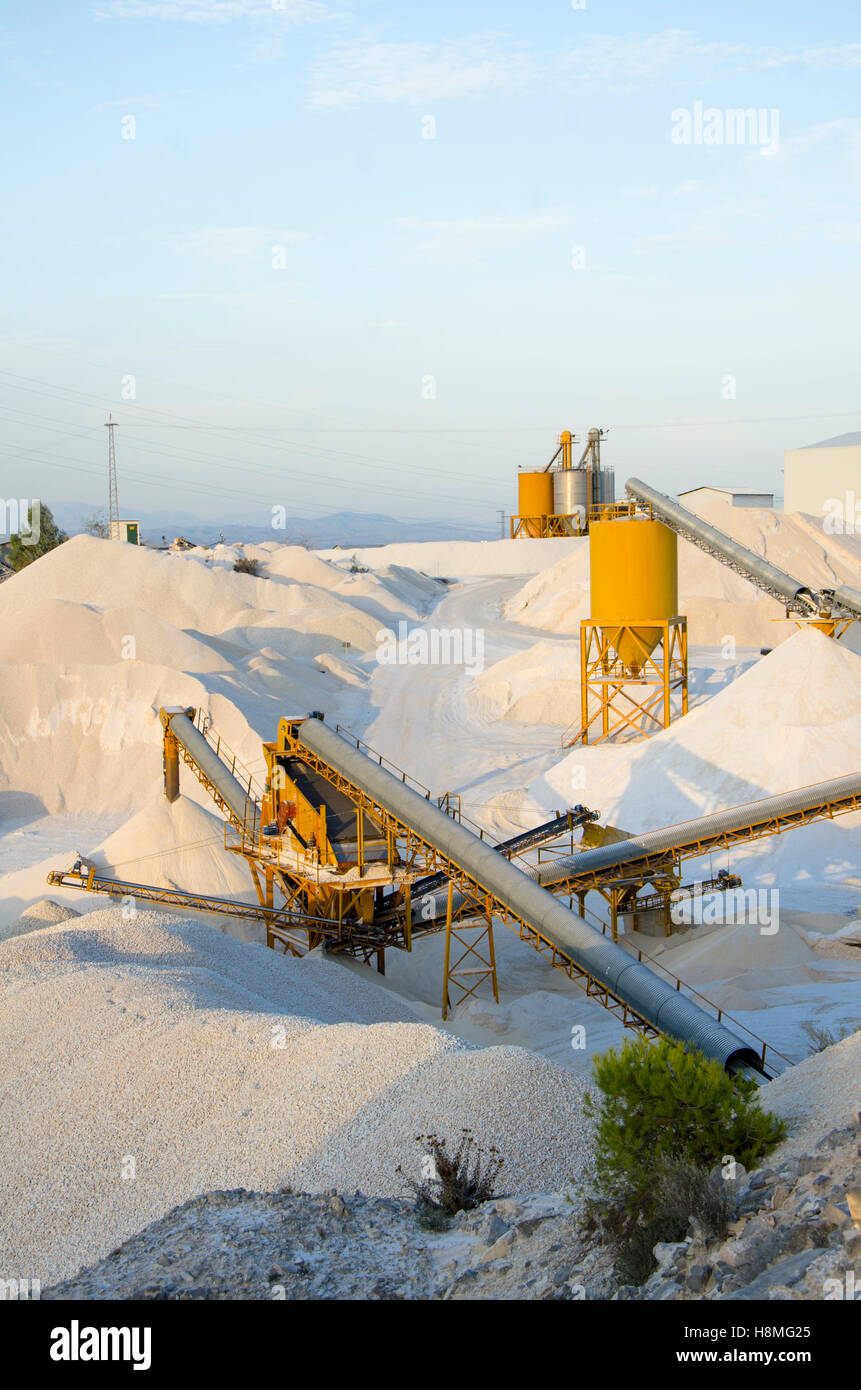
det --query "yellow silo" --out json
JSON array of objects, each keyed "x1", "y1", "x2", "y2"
[
  {"x1": 517, "y1": 470, "x2": 554, "y2": 537},
  {"x1": 590, "y1": 518, "x2": 678, "y2": 673}
]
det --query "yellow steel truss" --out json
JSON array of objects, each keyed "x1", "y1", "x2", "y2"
[
  {"x1": 440, "y1": 882, "x2": 499, "y2": 1018},
  {"x1": 566, "y1": 616, "x2": 688, "y2": 747}
]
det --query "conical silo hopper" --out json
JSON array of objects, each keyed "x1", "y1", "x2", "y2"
[{"x1": 589, "y1": 518, "x2": 678, "y2": 674}]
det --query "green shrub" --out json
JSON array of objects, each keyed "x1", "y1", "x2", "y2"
[
  {"x1": 584, "y1": 1035, "x2": 786, "y2": 1234},
  {"x1": 7, "y1": 503, "x2": 67, "y2": 570},
  {"x1": 615, "y1": 1158, "x2": 732, "y2": 1285}
]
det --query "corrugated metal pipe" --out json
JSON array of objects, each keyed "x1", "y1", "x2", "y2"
[
  {"x1": 625, "y1": 478, "x2": 821, "y2": 614},
  {"x1": 825, "y1": 585, "x2": 861, "y2": 621},
  {"x1": 297, "y1": 716, "x2": 766, "y2": 1075},
  {"x1": 167, "y1": 711, "x2": 255, "y2": 826},
  {"x1": 529, "y1": 774, "x2": 861, "y2": 890}
]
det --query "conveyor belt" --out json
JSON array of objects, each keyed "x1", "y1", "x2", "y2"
[
  {"x1": 530, "y1": 773, "x2": 861, "y2": 892},
  {"x1": 625, "y1": 477, "x2": 822, "y2": 615},
  {"x1": 296, "y1": 716, "x2": 773, "y2": 1076}
]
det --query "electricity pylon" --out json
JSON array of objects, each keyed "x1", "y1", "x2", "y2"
[{"x1": 105, "y1": 414, "x2": 119, "y2": 538}]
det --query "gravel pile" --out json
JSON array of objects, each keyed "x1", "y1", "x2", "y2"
[
  {"x1": 2, "y1": 897, "x2": 79, "y2": 943},
  {"x1": 0, "y1": 909, "x2": 592, "y2": 1286},
  {"x1": 764, "y1": 1028, "x2": 861, "y2": 1158}
]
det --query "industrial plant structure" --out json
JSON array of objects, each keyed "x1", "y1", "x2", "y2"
[
  {"x1": 511, "y1": 429, "x2": 628, "y2": 537},
  {"x1": 564, "y1": 476, "x2": 861, "y2": 747},
  {"x1": 42, "y1": 467, "x2": 861, "y2": 1082},
  {"x1": 47, "y1": 699, "x2": 861, "y2": 1083}
]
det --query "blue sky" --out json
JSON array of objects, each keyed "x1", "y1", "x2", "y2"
[{"x1": 1, "y1": 0, "x2": 859, "y2": 526}]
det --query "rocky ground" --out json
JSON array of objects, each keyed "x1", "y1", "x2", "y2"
[
  {"x1": 624, "y1": 1120, "x2": 861, "y2": 1301},
  {"x1": 44, "y1": 1114, "x2": 861, "y2": 1300}
]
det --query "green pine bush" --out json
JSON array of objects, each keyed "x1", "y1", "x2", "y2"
[{"x1": 584, "y1": 1035, "x2": 787, "y2": 1235}]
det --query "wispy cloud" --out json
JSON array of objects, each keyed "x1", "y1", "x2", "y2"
[
  {"x1": 86, "y1": 89, "x2": 193, "y2": 112},
  {"x1": 761, "y1": 42, "x2": 861, "y2": 71},
  {"x1": 172, "y1": 226, "x2": 310, "y2": 261},
  {"x1": 758, "y1": 116, "x2": 861, "y2": 162},
  {"x1": 95, "y1": 0, "x2": 332, "y2": 23},
  {"x1": 636, "y1": 221, "x2": 730, "y2": 250},
  {"x1": 625, "y1": 180, "x2": 702, "y2": 200},
  {"x1": 395, "y1": 214, "x2": 568, "y2": 266},
  {"x1": 305, "y1": 29, "x2": 861, "y2": 108},
  {"x1": 307, "y1": 34, "x2": 538, "y2": 108},
  {"x1": 558, "y1": 31, "x2": 861, "y2": 86},
  {"x1": 558, "y1": 30, "x2": 749, "y2": 87}
]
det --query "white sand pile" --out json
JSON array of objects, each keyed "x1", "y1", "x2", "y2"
[
  {"x1": 0, "y1": 910, "x2": 592, "y2": 1285},
  {"x1": 0, "y1": 534, "x2": 383, "y2": 653},
  {"x1": 318, "y1": 536, "x2": 579, "y2": 579},
  {"x1": 185, "y1": 543, "x2": 443, "y2": 623},
  {"x1": 259, "y1": 544, "x2": 349, "y2": 589},
  {"x1": 691, "y1": 496, "x2": 861, "y2": 587},
  {"x1": 0, "y1": 532, "x2": 399, "y2": 834},
  {"x1": 0, "y1": 663, "x2": 258, "y2": 817},
  {"x1": 469, "y1": 640, "x2": 581, "y2": 725},
  {"x1": 763, "y1": 1028, "x2": 861, "y2": 1156},
  {"x1": 0, "y1": 597, "x2": 234, "y2": 674},
  {"x1": 542, "y1": 629, "x2": 861, "y2": 836}
]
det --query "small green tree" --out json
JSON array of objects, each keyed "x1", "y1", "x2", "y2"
[
  {"x1": 584, "y1": 1035, "x2": 786, "y2": 1232},
  {"x1": 7, "y1": 503, "x2": 68, "y2": 571}
]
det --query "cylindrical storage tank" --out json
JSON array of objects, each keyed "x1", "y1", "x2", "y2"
[
  {"x1": 601, "y1": 467, "x2": 615, "y2": 505},
  {"x1": 589, "y1": 519, "x2": 677, "y2": 673},
  {"x1": 517, "y1": 470, "x2": 554, "y2": 536},
  {"x1": 552, "y1": 468, "x2": 589, "y2": 524}
]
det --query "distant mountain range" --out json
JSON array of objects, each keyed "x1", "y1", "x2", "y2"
[{"x1": 54, "y1": 505, "x2": 498, "y2": 548}]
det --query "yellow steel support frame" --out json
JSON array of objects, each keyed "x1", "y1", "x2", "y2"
[
  {"x1": 510, "y1": 514, "x2": 586, "y2": 538},
  {"x1": 441, "y1": 882, "x2": 499, "y2": 1019},
  {"x1": 161, "y1": 710, "x2": 262, "y2": 836},
  {"x1": 544, "y1": 784, "x2": 861, "y2": 897},
  {"x1": 568, "y1": 616, "x2": 688, "y2": 747},
  {"x1": 284, "y1": 730, "x2": 660, "y2": 1038},
  {"x1": 784, "y1": 615, "x2": 853, "y2": 641},
  {"x1": 510, "y1": 503, "x2": 637, "y2": 538},
  {"x1": 45, "y1": 869, "x2": 346, "y2": 940}
]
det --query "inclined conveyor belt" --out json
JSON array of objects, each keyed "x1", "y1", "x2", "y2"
[
  {"x1": 296, "y1": 716, "x2": 771, "y2": 1075},
  {"x1": 625, "y1": 477, "x2": 822, "y2": 615}
]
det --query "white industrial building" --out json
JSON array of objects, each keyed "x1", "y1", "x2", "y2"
[
  {"x1": 678, "y1": 486, "x2": 773, "y2": 509},
  {"x1": 783, "y1": 433, "x2": 861, "y2": 521}
]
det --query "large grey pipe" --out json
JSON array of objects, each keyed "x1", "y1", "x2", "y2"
[
  {"x1": 826, "y1": 585, "x2": 861, "y2": 621},
  {"x1": 625, "y1": 477, "x2": 820, "y2": 614},
  {"x1": 297, "y1": 717, "x2": 764, "y2": 1074},
  {"x1": 168, "y1": 712, "x2": 256, "y2": 826},
  {"x1": 529, "y1": 773, "x2": 861, "y2": 888}
]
